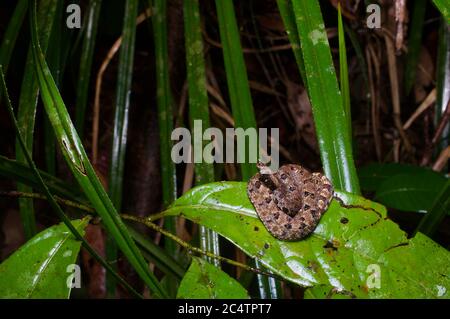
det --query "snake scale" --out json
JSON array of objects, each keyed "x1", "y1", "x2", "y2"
[{"x1": 247, "y1": 162, "x2": 334, "y2": 241}]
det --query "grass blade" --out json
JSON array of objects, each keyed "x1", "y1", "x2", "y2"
[
  {"x1": 416, "y1": 179, "x2": 450, "y2": 236},
  {"x1": 432, "y1": 0, "x2": 450, "y2": 22},
  {"x1": 152, "y1": 0, "x2": 177, "y2": 254},
  {"x1": 0, "y1": 155, "x2": 187, "y2": 282},
  {"x1": 109, "y1": 0, "x2": 138, "y2": 213},
  {"x1": 338, "y1": 3, "x2": 351, "y2": 138},
  {"x1": 215, "y1": 0, "x2": 280, "y2": 299},
  {"x1": 28, "y1": 1, "x2": 167, "y2": 298},
  {"x1": 0, "y1": 0, "x2": 28, "y2": 78},
  {"x1": 106, "y1": 0, "x2": 138, "y2": 295},
  {"x1": 75, "y1": 0, "x2": 102, "y2": 139},
  {"x1": 0, "y1": 66, "x2": 142, "y2": 299},
  {"x1": 215, "y1": 0, "x2": 257, "y2": 180},
  {"x1": 0, "y1": 155, "x2": 83, "y2": 201},
  {"x1": 275, "y1": 0, "x2": 306, "y2": 84},
  {"x1": 343, "y1": 24, "x2": 369, "y2": 108},
  {"x1": 126, "y1": 226, "x2": 186, "y2": 280},
  {"x1": 435, "y1": 20, "x2": 450, "y2": 153},
  {"x1": 15, "y1": 0, "x2": 59, "y2": 240},
  {"x1": 404, "y1": 0, "x2": 426, "y2": 95},
  {"x1": 290, "y1": 0, "x2": 360, "y2": 194},
  {"x1": 183, "y1": 0, "x2": 220, "y2": 266},
  {"x1": 44, "y1": 0, "x2": 68, "y2": 175}
]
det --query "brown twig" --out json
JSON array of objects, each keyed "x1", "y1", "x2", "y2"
[
  {"x1": 394, "y1": 0, "x2": 407, "y2": 54},
  {"x1": 384, "y1": 33, "x2": 412, "y2": 154},
  {"x1": 433, "y1": 146, "x2": 450, "y2": 172},
  {"x1": 92, "y1": 8, "x2": 152, "y2": 164},
  {"x1": 366, "y1": 42, "x2": 382, "y2": 160},
  {"x1": 0, "y1": 190, "x2": 280, "y2": 280},
  {"x1": 421, "y1": 99, "x2": 450, "y2": 166},
  {"x1": 403, "y1": 88, "x2": 437, "y2": 130},
  {"x1": 122, "y1": 214, "x2": 278, "y2": 279}
]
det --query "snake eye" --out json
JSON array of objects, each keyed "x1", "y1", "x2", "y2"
[{"x1": 280, "y1": 173, "x2": 287, "y2": 180}]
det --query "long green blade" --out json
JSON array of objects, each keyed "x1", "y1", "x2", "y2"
[
  {"x1": 183, "y1": 0, "x2": 220, "y2": 267},
  {"x1": 75, "y1": 0, "x2": 102, "y2": 139},
  {"x1": 338, "y1": 3, "x2": 352, "y2": 138},
  {"x1": 15, "y1": 0, "x2": 59, "y2": 240},
  {"x1": 28, "y1": 1, "x2": 167, "y2": 298},
  {"x1": 291, "y1": 0, "x2": 360, "y2": 194},
  {"x1": 0, "y1": 66, "x2": 142, "y2": 299},
  {"x1": 215, "y1": 0, "x2": 279, "y2": 299},
  {"x1": 152, "y1": 0, "x2": 177, "y2": 256},
  {"x1": 0, "y1": 0, "x2": 28, "y2": 77}
]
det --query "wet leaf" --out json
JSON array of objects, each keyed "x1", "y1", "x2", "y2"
[
  {"x1": 359, "y1": 163, "x2": 446, "y2": 192},
  {"x1": 177, "y1": 257, "x2": 248, "y2": 299},
  {"x1": 0, "y1": 218, "x2": 88, "y2": 298},
  {"x1": 375, "y1": 172, "x2": 447, "y2": 213},
  {"x1": 164, "y1": 182, "x2": 450, "y2": 298},
  {"x1": 359, "y1": 163, "x2": 448, "y2": 213}
]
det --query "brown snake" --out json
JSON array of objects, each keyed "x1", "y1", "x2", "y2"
[{"x1": 247, "y1": 162, "x2": 334, "y2": 241}]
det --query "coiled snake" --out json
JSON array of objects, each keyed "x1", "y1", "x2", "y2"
[{"x1": 247, "y1": 162, "x2": 334, "y2": 241}]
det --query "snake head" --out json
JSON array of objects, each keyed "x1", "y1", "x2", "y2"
[
  {"x1": 257, "y1": 161, "x2": 279, "y2": 190},
  {"x1": 257, "y1": 161, "x2": 274, "y2": 175}
]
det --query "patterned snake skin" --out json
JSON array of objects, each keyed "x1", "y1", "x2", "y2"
[{"x1": 247, "y1": 163, "x2": 334, "y2": 241}]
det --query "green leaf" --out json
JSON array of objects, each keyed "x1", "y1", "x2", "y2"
[
  {"x1": 304, "y1": 284, "x2": 353, "y2": 299},
  {"x1": 0, "y1": 218, "x2": 88, "y2": 299},
  {"x1": 435, "y1": 19, "x2": 450, "y2": 154},
  {"x1": 152, "y1": 0, "x2": 177, "y2": 255},
  {"x1": 416, "y1": 179, "x2": 450, "y2": 236},
  {"x1": 28, "y1": 1, "x2": 167, "y2": 297},
  {"x1": 338, "y1": 4, "x2": 351, "y2": 138},
  {"x1": 404, "y1": 0, "x2": 426, "y2": 94},
  {"x1": 290, "y1": 0, "x2": 359, "y2": 194},
  {"x1": 358, "y1": 163, "x2": 433, "y2": 192},
  {"x1": 109, "y1": 0, "x2": 138, "y2": 211},
  {"x1": 215, "y1": 0, "x2": 258, "y2": 180},
  {"x1": 0, "y1": 0, "x2": 28, "y2": 77},
  {"x1": 374, "y1": 171, "x2": 447, "y2": 213},
  {"x1": 177, "y1": 257, "x2": 249, "y2": 299},
  {"x1": 106, "y1": 0, "x2": 138, "y2": 295},
  {"x1": 183, "y1": 0, "x2": 220, "y2": 265},
  {"x1": 0, "y1": 155, "x2": 84, "y2": 202},
  {"x1": 359, "y1": 164, "x2": 449, "y2": 215},
  {"x1": 433, "y1": 0, "x2": 450, "y2": 22},
  {"x1": 163, "y1": 182, "x2": 450, "y2": 298},
  {"x1": 215, "y1": 0, "x2": 275, "y2": 298},
  {"x1": 1, "y1": 65, "x2": 143, "y2": 298},
  {"x1": 275, "y1": 0, "x2": 306, "y2": 84},
  {"x1": 75, "y1": 0, "x2": 102, "y2": 139},
  {"x1": 0, "y1": 155, "x2": 185, "y2": 283},
  {"x1": 16, "y1": 0, "x2": 59, "y2": 240}
]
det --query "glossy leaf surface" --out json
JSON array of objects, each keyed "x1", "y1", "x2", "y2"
[
  {"x1": 163, "y1": 182, "x2": 450, "y2": 298},
  {"x1": 0, "y1": 218, "x2": 88, "y2": 298},
  {"x1": 177, "y1": 257, "x2": 249, "y2": 299}
]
